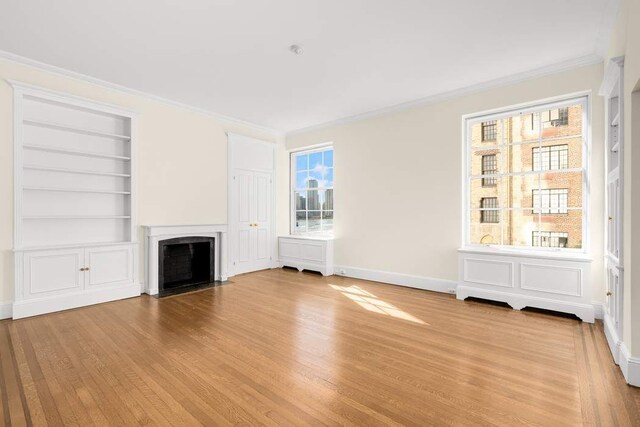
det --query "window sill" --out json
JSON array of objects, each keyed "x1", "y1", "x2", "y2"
[{"x1": 458, "y1": 246, "x2": 592, "y2": 262}]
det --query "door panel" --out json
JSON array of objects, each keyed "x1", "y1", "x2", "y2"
[
  {"x1": 235, "y1": 169, "x2": 255, "y2": 274},
  {"x1": 86, "y1": 245, "x2": 133, "y2": 287},
  {"x1": 23, "y1": 249, "x2": 84, "y2": 297}
]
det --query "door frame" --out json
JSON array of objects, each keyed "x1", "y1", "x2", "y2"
[{"x1": 227, "y1": 132, "x2": 278, "y2": 278}]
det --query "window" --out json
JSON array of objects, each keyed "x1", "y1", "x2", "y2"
[
  {"x1": 466, "y1": 96, "x2": 587, "y2": 250},
  {"x1": 533, "y1": 231, "x2": 568, "y2": 248},
  {"x1": 480, "y1": 198, "x2": 499, "y2": 223},
  {"x1": 291, "y1": 146, "x2": 334, "y2": 234},
  {"x1": 533, "y1": 144, "x2": 568, "y2": 171},
  {"x1": 481, "y1": 120, "x2": 497, "y2": 142},
  {"x1": 533, "y1": 189, "x2": 568, "y2": 214},
  {"x1": 481, "y1": 155, "x2": 497, "y2": 186}
]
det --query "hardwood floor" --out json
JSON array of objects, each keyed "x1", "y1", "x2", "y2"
[{"x1": 1, "y1": 268, "x2": 639, "y2": 426}]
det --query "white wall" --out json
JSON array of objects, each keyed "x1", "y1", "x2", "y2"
[
  {"x1": 606, "y1": 0, "x2": 640, "y2": 356},
  {"x1": 287, "y1": 63, "x2": 605, "y2": 298},
  {"x1": 0, "y1": 58, "x2": 284, "y2": 305}
]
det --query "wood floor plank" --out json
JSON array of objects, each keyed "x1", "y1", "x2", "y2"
[{"x1": 0, "y1": 268, "x2": 639, "y2": 425}]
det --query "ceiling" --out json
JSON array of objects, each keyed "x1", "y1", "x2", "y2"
[{"x1": 0, "y1": 0, "x2": 617, "y2": 133}]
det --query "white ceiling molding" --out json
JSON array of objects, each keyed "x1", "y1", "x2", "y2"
[
  {"x1": 0, "y1": 50, "x2": 283, "y2": 138},
  {"x1": 286, "y1": 53, "x2": 603, "y2": 137}
]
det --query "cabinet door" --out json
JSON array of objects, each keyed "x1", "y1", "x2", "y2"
[
  {"x1": 85, "y1": 245, "x2": 134, "y2": 287},
  {"x1": 234, "y1": 169, "x2": 255, "y2": 274},
  {"x1": 23, "y1": 249, "x2": 84, "y2": 298}
]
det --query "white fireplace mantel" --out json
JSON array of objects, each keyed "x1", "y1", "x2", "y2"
[{"x1": 143, "y1": 224, "x2": 228, "y2": 295}]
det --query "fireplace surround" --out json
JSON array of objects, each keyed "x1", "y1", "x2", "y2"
[{"x1": 144, "y1": 224, "x2": 228, "y2": 295}]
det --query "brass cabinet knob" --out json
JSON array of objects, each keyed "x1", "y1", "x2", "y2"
[
  {"x1": 609, "y1": 216, "x2": 613, "y2": 221},
  {"x1": 607, "y1": 291, "x2": 613, "y2": 296}
]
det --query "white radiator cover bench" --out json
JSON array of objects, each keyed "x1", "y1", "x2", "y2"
[
  {"x1": 278, "y1": 235, "x2": 334, "y2": 276},
  {"x1": 457, "y1": 248, "x2": 593, "y2": 322}
]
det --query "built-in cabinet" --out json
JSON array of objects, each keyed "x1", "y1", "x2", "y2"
[
  {"x1": 12, "y1": 82, "x2": 139, "y2": 319},
  {"x1": 600, "y1": 56, "x2": 625, "y2": 361},
  {"x1": 228, "y1": 133, "x2": 276, "y2": 276}
]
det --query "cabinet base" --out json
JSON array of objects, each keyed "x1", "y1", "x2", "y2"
[
  {"x1": 457, "y1": 285, "x2": 595, "y2": 323},
  {"x1": 12, "y1": 283, "x2": 141, "y2": 319}
]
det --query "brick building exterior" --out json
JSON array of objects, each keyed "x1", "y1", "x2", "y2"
[{"x1": 470, "y1": 104, "x2": 583, "y2": 248}]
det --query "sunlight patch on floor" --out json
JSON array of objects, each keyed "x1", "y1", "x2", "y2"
[{"x1": 329, "y1": 284, "x2": 427, "y2": 325}]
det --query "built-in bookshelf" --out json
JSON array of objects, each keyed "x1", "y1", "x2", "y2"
[
  {"x1": 11, "y1": 82, "x2": 140, "y2": 319},
  {"x1": 15, "y1": 86, "x2": 136, "y2": 248}
]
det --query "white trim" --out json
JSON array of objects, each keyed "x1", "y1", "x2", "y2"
[
  {"x1": 286, "y1": 55, "x2": 603, "y2": 136},
  {"x1": 0, "y1": 50, "x2": 282, "y2": 137},
  {"x1": 620, "y1": 343, "x2": 640, "y2": 387},
  {"x1": 0, "y1": 302, "x2": 12, "y2": 320},
  {"x1": 11, "y1": 283, "x2": 140, "y2": 319},
  {"x1": 334, "y1": 265, "x2": 457, "y2": 294},
  {"x1": 593, "y1": 301, "x2": 604, "y2": 319}
]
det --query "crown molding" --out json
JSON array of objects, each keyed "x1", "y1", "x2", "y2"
[
  {"x1": 0, "y1": 50, "x2": 283, "y2": 138},
  {"x1": 286, "y1": 53, "x2": 604, "y2": 137}
]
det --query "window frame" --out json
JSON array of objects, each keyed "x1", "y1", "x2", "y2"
[
  {"x1": 462, "y1": 93, "x2": 590, "y2": 255},
  {"x1": 289, "y1": 144, "x2": 334, "y2": 236}
]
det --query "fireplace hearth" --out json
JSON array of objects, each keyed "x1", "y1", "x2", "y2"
[{"x1": 158, "y1": 236, "x2": 215, "y2": 296}]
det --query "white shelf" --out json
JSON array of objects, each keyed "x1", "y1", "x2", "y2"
[
  {"x1": 23, "y1": 215, "x2": 131, "y2": 219},
  {"x1": 23, "y1": 143, "x2": 131, "y2": 160},
  {"x1": 24, "y1": 118, "x2": 131, "y2": 141},
  {"x1": 23, "y1": 186, "x2": 131, "y2": 195},
  {"x1": 23, "y1": 164, "x2": 131, "y2": 178},
  {"x1": 23, "y1": 144, "x2": 131, "y2": 160}
]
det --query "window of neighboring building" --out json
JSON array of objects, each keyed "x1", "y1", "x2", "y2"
[
  {"x1": 465, "y1": 95, "x2": 587, "y2": 251},
  {"x1": 481, "y1": 120, "x2": 497, "y2": 142},
  {"x1": 533, "y1": 231, "x2": 568, "y2": 248},
  {"x1": 481, "y1": 155, "x2": 497, "y2": 186},
  {"x1": 291, "y1": 146, "x2": 334, "y2": 234},
  {"x1": 533, "y1": 144, "x2": 569, "y2": 171},
  {"x1": 480, "y1": 198, "x2": 499, "y2": 223},
  {"x1": 533, "y1": 189, "x2": 568, "y2": 214}
]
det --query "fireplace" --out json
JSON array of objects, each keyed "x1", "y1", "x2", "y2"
[
  {"x1": 143, "y1": 224, "x2": 228, "y2": 296},
  {"x1": 158, "y1": 236, "x2": 215, "y2": 295}
]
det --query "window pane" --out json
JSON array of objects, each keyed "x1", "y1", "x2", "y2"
[
  {"x1": 308, "y1": 211, "x2": 321, "y2": 231},
  {"x1": 324, "y1": 150, "x2": 334, "y2": 167},
  {"x1": 539, "y1": 216, "x2": 582, "y2": 249},
  {"x1": 470, "y1": 150, "x2": 500, "y2": 177},
  {"x1": 309, "y1": 169, "x2": 323, "y2": 186},
  {"x1": 502, "y1": 209, "x2": 539, "y2": 247},
  {"x1": 309, "y1": 152, "x2": 323, "y2": 171},
  {"x1": 538, "y1": 172, "x2": 583, "y2": 208},
  {"x1": 307, "y1": 190, "x2": 320, "y2": 210},
  {"x1": 470, "y1": 208, "x2": 502, "y2": 245},
  {"x1": 505, "y1": 174, "x2": 538, "y2": 209},
  {"x1": 323, "y1": 189, "x2": 334, "y2": 210},
  {"x1": 324, "y1": 168, "x2": 334, "y2": 188},
  {"x1": 510, "y1": 112, "x2": 540, "y2": 144},
  {"x1": 322, "y1": 210, "x2": 333, "y2": 231},
  {"x1": 295, "y1": 154, "x2": 308, "y2": 171},
  {"x1": 296, "y1": 171, "x2": 308, "y2": 189},
  {"x1": 470, "y1": 177, "x2": 503, "y2": 209},
  {"x1": 295, "y1": 211, "x2": 307, "y2": 232},
  {"x1": 295, "y1": 191, "x2": 306, "y2": 210}
]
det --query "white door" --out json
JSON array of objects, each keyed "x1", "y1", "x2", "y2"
[
  {"x1": 228, "y1": 133, "x2": 275, "y2": 276},
  {"x1": 233, "y1": 169, "x2": 272, "y2": 274}
]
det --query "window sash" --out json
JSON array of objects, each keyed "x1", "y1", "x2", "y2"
[
  {"x1": 464, "y1": 95, "x2": 589, "y2": 252},
  {"x1": 291, "y1": 146, "x2": 334, "y2": 234}
]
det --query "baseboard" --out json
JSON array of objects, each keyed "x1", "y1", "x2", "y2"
[
  {"x1": 12, "y1": 283, "x2": 141, "y2": 319},
  {"x1": 603, "y1": 312, "x2": 621, "y2": 364},
  {"x1": 620, "y1": 343, "x2": 640, "y2": 387},
  {"x1": 333, "y1": 265, "x2": 457, "y2": 294},
  {"x1": 593, "y1": 301, "x2": 604, "y2": 320},
  {"x1": 0, "y1": 301, "x2": 12, "y2": 320}
]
